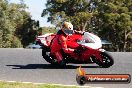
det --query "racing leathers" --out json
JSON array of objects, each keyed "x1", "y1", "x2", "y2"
[{"x1": 50, "y1": 30, "x2": 74, "y2": 63}]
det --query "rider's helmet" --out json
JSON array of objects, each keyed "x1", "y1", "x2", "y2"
[{"x1": 61, "y1": 21, "x2": 73, "y2": 35}]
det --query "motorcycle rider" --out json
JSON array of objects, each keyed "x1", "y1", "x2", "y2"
[{"x1": 50, "y1": 21, "x2": 76, "y2": 66}]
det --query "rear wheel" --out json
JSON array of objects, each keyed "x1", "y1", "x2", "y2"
[
  {"x1": 94, "y1": 51, "x2": 114, "y2": 68},
  {"x1": 42, "y1": 47, "x2": 58, "y2": 65}
]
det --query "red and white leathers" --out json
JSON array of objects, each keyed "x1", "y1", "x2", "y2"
[{"x1": 50, "y1": 30, "x2": 74, "y2": 63}]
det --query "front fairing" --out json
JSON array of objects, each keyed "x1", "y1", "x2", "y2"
[{"x1": 77, "y1": 32, "x2": 102, "y2": 49}]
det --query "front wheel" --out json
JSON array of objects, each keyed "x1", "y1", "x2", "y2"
[{"x1": 94, "y1": 51, "x2": 114, "y2": 68}]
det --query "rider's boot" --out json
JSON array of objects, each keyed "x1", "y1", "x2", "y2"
[
  {"x1": 59, "y1": 59, "x2": 66, "y2": 67},
  {"x1": 55, "y1": 52, "x2": 66, "y2": 67}
]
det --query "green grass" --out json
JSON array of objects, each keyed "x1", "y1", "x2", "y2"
[{"x1": 0, "y1": 81, "x2": 78, "y2": 88}]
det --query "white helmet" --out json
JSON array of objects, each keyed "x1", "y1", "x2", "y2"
[{"x1": 61, "y1": 22, "x2": 73, "y2": 35}]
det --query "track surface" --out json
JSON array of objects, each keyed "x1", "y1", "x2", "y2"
[{"x1": 0, "y1": 49, "x2": 132, "y2": 88}]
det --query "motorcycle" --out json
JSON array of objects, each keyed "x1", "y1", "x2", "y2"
[{"x1": 36, "y1": 32, "x2": 114, "y2": 68}]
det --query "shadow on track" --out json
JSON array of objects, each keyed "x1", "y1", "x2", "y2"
[{"x1": 6, "y1": 64, "x2": 100, "y2": 69}]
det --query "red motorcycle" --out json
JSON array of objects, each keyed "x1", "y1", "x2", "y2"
[{"x1": 36, "y1": 32, "x2": 114, "y2": 68}]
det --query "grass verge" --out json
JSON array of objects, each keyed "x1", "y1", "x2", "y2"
[{"x1": 0, "y1": 81, "x2": 78, "y2": 88}]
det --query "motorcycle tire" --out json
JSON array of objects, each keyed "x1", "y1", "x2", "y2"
[
  {"x1": 94, "y1": 51, "x2": 114, "y2": 68},
  {"x1": 42, "y1": 48, "x2": 58, "y2": 65}
]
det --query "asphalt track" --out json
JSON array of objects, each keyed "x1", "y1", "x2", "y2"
[{"x1": 0, "y1": 48, "x2": 132, "y2": 88}]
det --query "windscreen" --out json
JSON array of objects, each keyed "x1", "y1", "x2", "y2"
[{"x1": 77, "y1": 32, "x2": 95, "y2": 44}]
